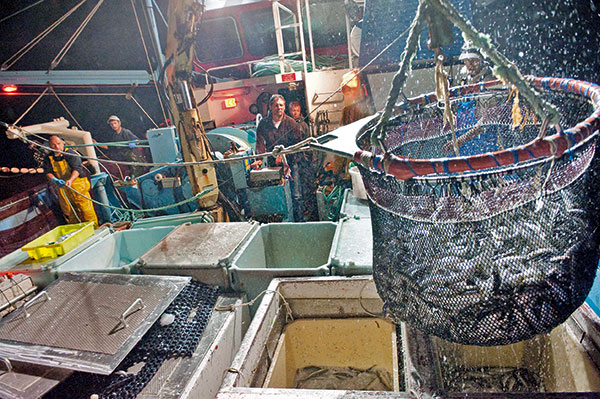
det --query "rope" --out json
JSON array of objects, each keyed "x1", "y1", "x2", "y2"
[
  {"x1": 370, "y1": 0, "x2": 561, "y2": 151},
  {"x1": 434, "y1": 51, "x2": 458, "y2": 154},
  {"x1": 49, "y1": 0, "x2": 105, "y2": 71},
  {"x1": 1, "y1": 0, "x2": 88, "y2": 71},
  {"x1": 215, "y1": 289, "x2": 294, "y2": 323},
  {"x1": 0, "y1": 0, "x2": 45, "y2": 24},
  {"x1": 62, "y1": 182, "x2": 215, "y2": 214},
  {"x1": 371, "y1": 0, "x2": 426, "y2": 151},
  {"x1": 428, "y1": 0, "x2": 560, "y2": 125},
  {"x1": 321, "y1": 185, "x2": 344, "y2": 220},
  {"x1": 130, "y1": 0, "x2": 168, "y2": 124},
  {"x1": 0, "y1": 92, "x2": 152, "y2": 97},
  {"x1": 67, "y1": 140, "x2": 149, "y2": 148},
  {"x1": 49, "y1": 86, "x2": 84, "y2": 130},
  {"x1": 151, "y1": 0, "x2": 168, "y2": 27},
  {"x1": 8, "y1": 123, "x2": 317, "y2": 169},
  {"x1": 358, "y1": 279, "x2": 381, "y2": 317},
  {"x1": 13, "y1": 87, "x2": 49, "y2": 125},
  {"x1": 130, "y1": 95, "x2": 159, "y2": 128},
  {"x1": 304, "y1": 24, "x2": 412, "y2": 127},
  {"x1": 60, "y1": 187, "x2": 83, "y2": 223},
  {"x1": 0, "y1": 174, "x2": 24, "y2": 179}
]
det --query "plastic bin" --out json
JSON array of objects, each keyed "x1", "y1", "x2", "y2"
[
  {"x1": 130, "y1": 211, "x2": 213, "y2": 229},
  {"x1": 138, "y1": 222, "x2": 258, "y2": 288},
  {"x1": 329, "y1": 217, "x2": 373, "y2": 276},
  {"x1": 264, "y1": 318, "x2": 398, "y2": 390},
  {"x1": 339, "y1": 188, "x2": 371, "y2": 219},
  {"x1": 229, "y1": 222, "x2": 336, "y2": 312},
  {"x1": 0, "y1": 228, "x2": 111, "y2": 288},
  {"x1": 20, "y1": 222, "x2": 94, "y2": 260},
  {"x1": 53, "y1": 226, "x2": 176, "y2": 277},
  {"x1": 431, "y1": 326, "x2": 600, "y2": 393},
  {"x1": 219, "y1": 276, "x2": 403, "y2": 397}
]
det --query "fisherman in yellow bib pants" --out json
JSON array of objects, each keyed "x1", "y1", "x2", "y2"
[{"x1": 44, "y1": 135, "x2": 98, "y2": 227}]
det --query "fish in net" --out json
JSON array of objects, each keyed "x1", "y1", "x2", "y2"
[{"x1": 354, "y1": 77, "x2": 600, "y2": 346}]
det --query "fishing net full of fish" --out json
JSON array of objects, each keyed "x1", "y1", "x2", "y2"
[{"x1": 354, "y1": 77, "x2": 600, "y2": 346}]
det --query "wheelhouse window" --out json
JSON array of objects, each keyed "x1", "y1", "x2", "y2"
[
  {"x1": 241, "y1": 8, "x2": 298, "y2": 58},
  {"x1": 196, "y1": 17, "x2": 244, "y2": 62},
  {"x1": 302, "y1": 1, "x2": 347, "y2": 48}
]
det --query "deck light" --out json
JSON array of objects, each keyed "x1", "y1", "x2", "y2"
[{"x1": 2, "y1": 85, "x2": 18, "y2": 93}]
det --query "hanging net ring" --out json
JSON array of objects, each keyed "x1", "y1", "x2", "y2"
[{"x1": 355, "y1": 76, "x2": 600, "y2": 346}]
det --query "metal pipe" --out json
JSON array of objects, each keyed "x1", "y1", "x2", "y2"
[
  {"x1": 272, "y1": 2, "x2": 286, "y2": 74},
  {"x1": 7, "y1": 118, "x2": 100, "y2": 174},
  {"x1": 304, "y1": 0, "x2": 315, "y2": 72},
  {"x1": 0, "y1": 286, "x2": 37, "y2": 313},
  {"x1": 92, "y1": 175, "x2": 112, "y2": 223},
  {"x1": 7, "y1": 118, "x2": 115, "y2": 221},
  {"x1": 345, "y1": 8, "x2": 353, "y2": 69},
  {"x1": 296, "y1": 0, "x2": 308, "y2": 76},
  {"x1": 142, "y1": 0, "x2": 166, "y2": 67}
]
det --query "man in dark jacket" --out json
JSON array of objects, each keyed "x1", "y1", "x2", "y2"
[
  {"x1": 98, "y1": 115, "x2": 146, "y2": 177},
  {"x1": 255, "y1": 95, "x2": 302, "y2": 163},
  {"x1": 255, "y1": 95, "x2": 304, "y2": 220},
  {"x1": 289, "y1": 100, "x2": 318, "y2": 221}
]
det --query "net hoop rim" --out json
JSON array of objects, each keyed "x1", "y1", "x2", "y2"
[{"x1": 354, "y1": 77, "x2": 600, "y2": 180}]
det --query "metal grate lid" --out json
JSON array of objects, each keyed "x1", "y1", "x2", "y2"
[
  {"x1": 0, "y1": 361, "x2": 72, "y2": 399},
  {"x1": 139, "y1": 222, "x2": 257, "y2": 269},
  {"x1": 0, "y1": 273, "x2": 190, "y2": 375}
]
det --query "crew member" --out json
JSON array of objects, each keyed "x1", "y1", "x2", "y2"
[
  {"x1": 44, "y1": 135, "x2": 98, "y2": 227},
  {"x1": 256, "y1": 95, "x2": 302, "y2": 159},
  {"x1": 99, "y1": 115, "x2": 145, "y2": 177},
  {"x1": 289, "y1": 100, "x2": 318, "y2": 221},
  {"x1": 443, "y1": 43, "x2": 497, "y2": 155},
  {"x1": 255, "y1": 94, "x2": 303, "y2": 220},
  {"x1": 289, "y1": 101, "x2": 309, "y2": 138},
  {"x1": 458, "y1": 43, "x2": 494, "y2": 85}
]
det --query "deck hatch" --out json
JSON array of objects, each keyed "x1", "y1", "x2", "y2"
[
  {"x1": 139, "y1": 222, "x2": 257, "y2": 268},
  {"x1": 0, "y1": 273, "x2": 190, "y2": 375}
]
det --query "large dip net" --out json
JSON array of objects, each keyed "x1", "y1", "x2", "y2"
[{"x1": 355, "y1": 77, "x2": 600, "y2": 346}]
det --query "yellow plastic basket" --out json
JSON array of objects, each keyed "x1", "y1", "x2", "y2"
[{"x1": 21, "y1": 222, "x2": 95, "y2": 260}]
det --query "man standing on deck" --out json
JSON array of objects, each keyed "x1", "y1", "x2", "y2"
[
  {"x1": 44, "y1": 135, "x2": 98, "y2": 227},
  {"x1": 255, "y1": 95, "x2": 302, "y2": 160},
  {"x1": 289, "y1": 101, "x2": 309, "y2": 138},
  {"x1": 255, "y1": 94, "x2": 304, "y2": 221},
  {"x1": 289, "y1": 100, "x2": 318, "y2": 221},
  {"x1": 98, "y1": 115, "x2": 146, "y2": 177}
]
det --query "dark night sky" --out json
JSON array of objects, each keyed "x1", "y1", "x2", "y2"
[{"x1": 0, "y1": 0, "x2": 170, "y2": 198}]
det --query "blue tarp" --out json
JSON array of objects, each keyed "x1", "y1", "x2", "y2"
[{"x1": 359, "y1": 0, "x2": 472, "y2": 69}]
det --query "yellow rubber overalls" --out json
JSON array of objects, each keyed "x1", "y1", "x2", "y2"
[{"x1": 49, "y1": 155, "x2": 98, "y2": 228}]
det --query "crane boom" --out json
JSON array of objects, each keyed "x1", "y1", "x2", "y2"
[{"x1": 164, "y1": 0, "x2": 220, "y2": 210}]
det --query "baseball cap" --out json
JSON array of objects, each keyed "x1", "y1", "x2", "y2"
[{"x1": 106, "y1": 115, "x2": 120, "y2": 123}]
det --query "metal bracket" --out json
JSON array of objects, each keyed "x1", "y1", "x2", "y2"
[
  {"x1": 23, "y1": 291, "x2": 50, "y2": 318},
  {"x1": 117, "y1": 298, "x2": 145, "y2": 329},
  {"x1": 0, "y1": 356, "x2": 11, "y2": 373}
]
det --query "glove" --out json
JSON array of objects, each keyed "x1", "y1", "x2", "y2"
[
  {"x1": 249, "y1": 160, "x2": 263, "y2": 170},
  {"x1": 128, "y1": 142, "x2": 137, "y2": 149},
  {"x1": 51, "y1": 177, "x2": 66, "y2": 187}
]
